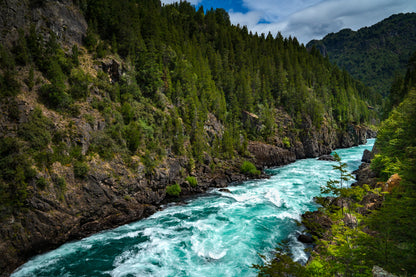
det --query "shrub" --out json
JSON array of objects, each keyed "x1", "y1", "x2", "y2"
[
  {"x1": 18, "y1": 108, "x2": 53, "y2": 150},
  {"x1": 241, "y1": 161, "x2": 260, "y2": 176},
  {"x1": 186, "y1": 176, "x2": 198, "y2": 187},
  {"x1": 68, "y1": 69, "x2": 91, "y2": 100},
  {"x1": 166, "y1": 183, "x2": 181, "y2": 197},
  {"x1": 282, "y1": 137, "x2": 291, "y2": 148},
  {"x1": 38, "y1": 83, "x2": 73, "y2": 110},
  {"x1": 36, "y1": 177, "x2": 47, "y2": 190},
  {"x1": 56, "y1": 176, "x2": 66, "y2": 190},
  {"x1": 73, "y1": 161, "x2": 89, "y2": 179}
]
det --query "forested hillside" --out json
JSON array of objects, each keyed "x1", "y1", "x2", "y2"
[
  {"x1": 256, "y1": 51, "x2": 416, "y2": 276},
  {"x1": 0, "y1": 0, "x2": 378, "y2": 274},
  {"x1": 307, "y1": 13, "x2": 416, "y2": 100}
]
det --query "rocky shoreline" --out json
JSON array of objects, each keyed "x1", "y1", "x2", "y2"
[
  {"x1": 295, "y1": 141, "x2": 400, "y2": 270},
  {"x1": 1, "y1": 124, "x2": 375, "y2": 276}
]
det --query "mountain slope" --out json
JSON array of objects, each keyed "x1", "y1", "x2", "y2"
[
  {"x1": 0, "y1": 0, "x2": 377, "y2": 275},
  {"x1": 307, "y1": 13, "x2": 416, "y2": 97}
]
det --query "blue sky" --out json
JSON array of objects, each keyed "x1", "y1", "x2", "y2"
[{"x1": 160, "y1": 0, "x2": 416, "y2": 44}]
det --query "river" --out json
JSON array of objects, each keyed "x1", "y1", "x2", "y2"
[{"x1": 12, "y1": 139, "x2": 375, "y2": 277}]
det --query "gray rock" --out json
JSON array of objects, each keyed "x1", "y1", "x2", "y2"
[
  {"x1": 372, "y1": 265, "x2": 397, "y2": 277},
  {"x1": 318, "y1": 154, "x2": 336, "y2": 161},
  {"x1": 343, "y1": 213, "x2": 358, "y2": 228},
  {"x1": 248, "y1": 141, "x2": 296, "y2": 168},
  {"x1": 297, "y1": 234, "x2": 314, "y2": 243},
  {"x1": 362, "y1": 149, "x2": 374, "y2": 163}
]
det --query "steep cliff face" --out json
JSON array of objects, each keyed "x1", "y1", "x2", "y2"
[{"x1": 0, "y1": 0, "x2": 87, "y2": 47}]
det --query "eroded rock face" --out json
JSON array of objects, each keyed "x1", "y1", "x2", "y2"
[
  {"x1": 248, "y1": 141, "x2": 296, "y2": 168},
  {"x1": 338, "y1": 124, "x2": 368, "y2": 148},
  {"x1": 353, "y1": 163, "x2": 378, "y2": 187},
  {"x1": 362, "y1": 149, "x2": 374, "y2": 163},
  {"x1": 0, "y1": 0, "x2": 87, "y2": 47},
  {"x1": 302, "y1": 211, "x2": 333, "y2": 239}
]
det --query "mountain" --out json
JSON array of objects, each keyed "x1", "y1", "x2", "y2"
[
  {"x1": 0, "y1": 0, "x2": 378, "y2": 274},
  {"x1": 307, "y1": 13, "x2": 416, "y2": 97}
]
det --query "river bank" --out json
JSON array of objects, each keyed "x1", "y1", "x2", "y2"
[{"x1": 11, "y1": 138, "x2": 375, "y2": 276}]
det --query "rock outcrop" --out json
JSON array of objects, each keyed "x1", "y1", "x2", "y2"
[
  {"x1": 0, "y1": 0, "x2": 87, "y2": 47},
  {"x1": 248, "y1": 141, "x2": 296, "y2": 168},
  {"x1": 302, "y1": 211, "x2": 333, "y2": 239},
  {"x1": 362, "y1": 149, "x2": 374, "y2": 163},
  {"x1": 318, "y1": 154, "x2": 336, "y2": 161}
]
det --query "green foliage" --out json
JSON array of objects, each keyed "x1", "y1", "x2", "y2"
[
  {"x1": 308, "y1": 13, "x2": 416, "y2": 98},
  {"x1": 371, "y1": 88, "x2": 416, "y2": 181},
  {"x1": 282, "y1": 137, "x2": 291, "y2": 148},
  {"x1": 166, "y1": 183, "x2": 181, "y2": 197},
  {"x1": 241, "y1": 161, "x2": 260, "y2": 176},
  {"x1": 68, "y1": 69, "x2": 91, "y2": 100},
  {"x1": 0, "y1": 70, "x2": 21, "y2": 97},
  {"x1": 0, "y1": 137, "x2": 34, "y2": 212},
  {"x1": 185, "y1": 176, "x2": 198, "y2": 187},
  {"x1": 18, "y1": 108, "x2": 53, "y2": 150},
  {"x1": 89, "y1": 130, "x2": 127, "y2": 160},
  {"x1": 253, "y1": 241, "x2": 307, "y2": 277},
  {"x1": 141, "y1": 150, "x2": 157, "y2": 176},
  {"x1": 321, "y1": 153, "x2": 352, "y2": 195},
  {"x1": 363, "y1": 86, "x2": 416, "y2": 275},
  {"x1": 36, "y1": 177, "x2": 47, "y2": 190},
  {"x1": 39, "y1": 83, "x2": 73, "y2": 110},
  {"x1": 73, "y1": 161, "x2": 89, "y2": 179}
]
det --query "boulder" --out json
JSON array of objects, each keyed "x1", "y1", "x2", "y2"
[
  {"x1": 302, "y1": 211, "x2": 333, "y2": 239},
  {"x1": 372, "y1": 265, "x2": 397, "y2": 277},
  {"x1": 248, "y1": 141, "x2": 296, "y2": 168},
  {"x1": 343, "y1": 213, "x2": 357, "y2": 228},
  {"x1": 318, "y1": 154, "x2": 336, "y2": 161},
  {"x1": 297, "y1": 234, "x2": 314, "y2": 243},
  {"x1": 384, "y1": 173, "x2": 401, "y2": 193},
  {"x1": 101, "y1": 59, "x2": 123, "y2": 83},
  {"x1": 361, "y1": 149, "x2": 374, "y2": 163},
  {"x1": 357, "y1": 192, "x2": 384, "y2": 215},
  {"x1": 352, "y1": 163, "x2": 378, "y2": 187}
]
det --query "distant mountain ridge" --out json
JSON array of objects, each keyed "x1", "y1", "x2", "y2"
[{"x1": 307, "y1": 13, "x2": 416, "y2": 96}]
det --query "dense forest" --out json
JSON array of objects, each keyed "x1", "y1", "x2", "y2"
[
  {"x1": 256, "y1": 51, "x2": 416, "y2": 276},
  {"x1": 307, "y1": 13, "x2": 416, "y2": 107},
  {"x1": 0, "y1": 0, "x2": 378, "y2": 214},
  {"x1": 0, "y1": 0, "x2": 381, "y2": 275}
]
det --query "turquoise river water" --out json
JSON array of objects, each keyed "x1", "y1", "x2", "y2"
[{"x1": 12, "y1": 139, "x2": 375, "y2": 277}]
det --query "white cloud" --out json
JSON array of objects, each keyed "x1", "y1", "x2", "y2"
[
  {"x1": 160, "y1": 0, "x2": 202, "y2": 5},
  {"x1": 161, "y1": 0, "x2": 416, "y2": 44},
  {"x1": 230, "y1": 0, "x2": 416, "y2": 44},
  {"x1": 229, "y1": 11, "x2": 263, "y2": 29}
]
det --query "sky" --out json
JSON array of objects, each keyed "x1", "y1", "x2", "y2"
[{"x1": 160, "y1": 0, "x2": 416, "y2": 44}]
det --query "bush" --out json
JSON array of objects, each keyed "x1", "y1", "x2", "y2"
[
  {"x1": 73, "y1": 161, "x2": 89, "y2": 179},
  {"x1": 18, "y1": 108, "x2": 53, "y2": 150},
  {"x1": 68, "y1": 69, "x2": 91, "y2": 100},
  {"x1": 282, "y1": 137, "x2": 291, "y2": 148},
  {"x1": 186, "y1": 176, "x2": 198, "y2": 187},
  {"x1": 56, "y1": 176, "x2": 66, "y2": 190},
  {"x1": 241, "y1": 161, "x2": 260, "y2": 176},
  {"x1": 166, "y1": 183, "x2": 181, "y2": 197},
  {"x1": 38, "y1": 83, "x2": 73, "y2": 110},
  {"x1": 36, "y1": 177, "x2": 47, "y2": 190}
]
